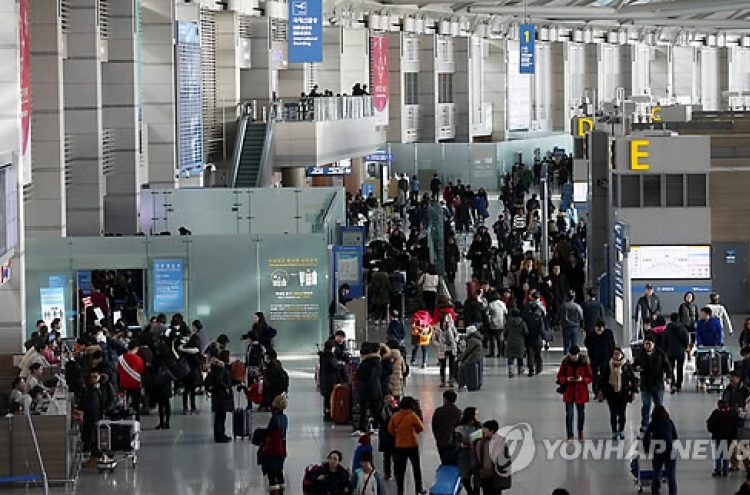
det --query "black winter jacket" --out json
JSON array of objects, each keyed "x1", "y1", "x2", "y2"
[
  {"x1": 633, "y1": 348, "x2": 672, "y2": 392},
  {"x1": 663, "y1": 322, "x2": 690, "y2": 358},
  {"x1": 355, "y1": 354, "x2": 383, "y2": 401},
  {"x1": 584, "y1": 329, "x2": 616, "y2": 364},
  {"x1": 205, "y1": 359, "x2": 234, "y2": 413}
]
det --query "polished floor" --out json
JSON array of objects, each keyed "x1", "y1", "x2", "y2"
[{"x1": 24, "y1": 317, "x2": 749, "y2": 494}]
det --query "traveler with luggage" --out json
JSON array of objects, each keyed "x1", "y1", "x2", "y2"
[
  {"x1": 633, "y1": 335, "x2": 672, "y2": 433},
  {"x1": 259, "y1": 394, "x2": 289, "y2": 495},
  {"x1": 117, "y1": 341, "x2": 144, "y2": 421},
  {"x1": 388, "y1": 396, "x2": 427, "y2": 495},
  {"x1": 642, "y1": 405, "x2": 678, "y2": 495},
  {"x1": 435, "y1": 313, "x2": 459, "y2": 388},
  {"x1": 319, "y1": 340, "x2": 342, "y2": 422},
  {"x1": 663, "y1": 313, "x2": 690, "y2": 393},
  {"x1": 432, "y1": 389, "x2": 463, "y2": 466},
  {"x1": 458, "y1": 326, "x2": 484, "y2": 391},
  {"x1": 473, "y1": 420, "x2": 513, "y2": 494},
  {"x1": 597, "y1": 346, "x2": 638, "y2": 440},
  {"x1": 696, "y1": 307, "x2": 724, "y2": 348},
  {"x1": 204, "y1": 349, "x2": 233, "y2": 443},
  {"x1": 678, "y1": 291, "x2": 699, "y2": 360},
  {"x1": 556, "y1": 345, "x2": 593, "y2": 441},
  {"x1": 455, "y1": 407, "x2": 483, "y2": 495},
  {"x1": 504, "y1": 309, "x2": 528, "y2": 378}
]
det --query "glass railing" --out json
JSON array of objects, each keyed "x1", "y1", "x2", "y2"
[{"x1": 277, "y1": 95, "x2": 374, "y2": 122}]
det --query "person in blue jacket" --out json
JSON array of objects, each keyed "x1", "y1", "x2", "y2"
[{"x1": 696, "y1": 306, "x2": 724, "y2": 347}]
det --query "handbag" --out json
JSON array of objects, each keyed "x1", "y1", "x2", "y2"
[
  {"x1": 251, "y1": 427, "x2": 267, "y2": 446},
  {"x1": 260, "y1": 417, "x2": 287, "y2": 457},
  {"x1": 493, "y1": 470, "x2": 512, "y2": 491}
]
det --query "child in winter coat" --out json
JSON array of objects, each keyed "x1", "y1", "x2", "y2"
[{"x1": 352, "y1": 434, "x2": 374, "y2": 472}]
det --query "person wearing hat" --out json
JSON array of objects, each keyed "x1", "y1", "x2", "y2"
[
  {"x1": 259, "y1": 394, "x2": 289, "y2": 495},
  {"x1": 352, "y1": 434, "x2": 373, "y2": 473},
  {"x1": 635, "y1": 284, "x2": 662, "y2": 326},
  {"x1": 556, "y1": 345, "x2": 593, "y2": 441},
  {"x1": 633, "y1": 335, "x2": 672, "y2": 433}
]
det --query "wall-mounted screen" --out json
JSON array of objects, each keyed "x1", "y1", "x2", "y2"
[{"x1": 629, "y1": 245, "x2": 711, "y2": 280}]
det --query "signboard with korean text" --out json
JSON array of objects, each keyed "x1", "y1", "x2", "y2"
[
  {"x1": 371, "y1": 35, "x2": 389, "y2": 123},
  {"x1": 332, "y1": 245, "x2": 364, "y2": 299},
  {"x1": 153, "y1": 259, "x2": 185, "y2": 312},
  {"x1": 265, "y1": 255, "x2": 322, "y2": 322},
  {"x1": 40, "y1": 287, "x2": 67, "y2": 337},
  {"x1": 289, "y1": 0, "x2": 323, "y2": 63},
  {"x1": 519, "y1": 24, "x2": 536, "y2": 74}
]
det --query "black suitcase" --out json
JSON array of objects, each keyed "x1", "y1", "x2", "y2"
[
  {"x1": 462, "y1": 358, "x2": 484, "y2": 391},
  {"x1": 233, "y1": 407, "x2": 252, "y2": 438}
]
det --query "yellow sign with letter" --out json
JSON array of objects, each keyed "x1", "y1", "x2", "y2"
[
  {"x1": 651, "y1": 107, "x2": 662, "y2": 122},
  {"x1": 577, "y1": 118, "x2": 593, "y2": 137},
  {"x1": 630, "y1": 140, "x2": 650, "y2": 170}
]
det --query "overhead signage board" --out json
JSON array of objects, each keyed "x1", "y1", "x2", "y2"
[
  {"x1": 629, "y1": 245, "x2": 711, "y2": 280},
  {"x1": 306, "y1": 165, "x2": 352, "y2": 176},
  {"x1": 288, "y1": 0, "x2": 323, "y2": 63},
  {"x1": 153, "y1": 259, "x2": 185, "y2": 312},
  {"x1": 365, "y1": 154, "x2": 394, "y2": 162},
  {"x1": 519, "y1": 24, "x2": 536, "y2": 74}
]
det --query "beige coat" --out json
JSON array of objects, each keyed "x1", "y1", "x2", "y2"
[{"x1": 388, "y1": 350, "x2": 407, "y2": 397}]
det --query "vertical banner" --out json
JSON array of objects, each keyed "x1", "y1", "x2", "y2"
[
  {"x1": 76, "y1": 271, "x2": 93, "y2": 295},
  {"x1": 153, "y1": 259, "x2": 185, "y2": 312},
  {"x1": 40, "y1": 287, "x2": 67, "y2": 337},
  {"x1": 519, "y1": 24, "x2": 536, "y2": 74},
  {"x1": 175, "y1": 21, "x2": 203, "y2": 174},
  {"x1": 371, "y1": 36, "x2": 389, "y2": 112},
  {"x1": 288, "y1": 0, "x2": 322, "y2": 63},
  {"x1": 19, "y1": 0, "x2": 31, "y2": 185}
]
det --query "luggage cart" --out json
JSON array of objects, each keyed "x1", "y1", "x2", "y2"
[
  {"x1": 96, "y1": 420, "x2": 141, "y2": 472},
  {"x1": 630, "y1": 457, "x2": 664, "y2": 493}
]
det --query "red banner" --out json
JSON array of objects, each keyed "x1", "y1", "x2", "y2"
[
  {"x1": 19, "y1": 0, "x2": 31, "y2": 184},
  {"x1": 371, "y1": 36, "x2": 389, "y2": 113}
]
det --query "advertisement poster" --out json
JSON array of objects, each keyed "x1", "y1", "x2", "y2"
[
  {"x1": 40, "y1": 287, "x2": 67, "y2": 337},
  {"x1": 19, "y1": 0, "x2": 31, "y2": 185},
  {"x1": 77, "y1": 271, "x2": 92, "y2": 295},
  {"x1": 288, "y1": 0, "x2": 322, "y2": 63},
  {"x1": 333, "y1": 245, "x2": 363, "y2": 298},
  {"x1": 175, "y1": 21, "x2": 204, "y2": 174},
  {"x1": 266, "y1": 256, "x2": 321, "y2": 322},
  {"x1": 153, "y1": 259, "x2": 185, "y2": 312},
  {"x1": 371, "y1": 36, "x2": 389, "y2": 125}
]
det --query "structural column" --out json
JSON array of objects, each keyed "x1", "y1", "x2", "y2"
[
  {"x1": 483, "y1": 39, "x2": 506, "y2": 141},
  {"x1": 140, "y1": 0, "x2": 177, "y2": 188},
  {"x1": 281, "y1": 167, "x2": 305, "y2": 187},
  {"x1": 64, "y1": 0, "x2": 105, "y2": 235},
  {"x1": 0, "y1": 0, "x2": 26, "y2": 351},
  {"x1": 454, "y1": 37, "x2": 470, "y2": 142},
  {"x1": 26, "y1": 0, "x2": 66, "y2": 237},
  {"x1": 103, "y1": 0, "x2": 140, "y2": 234}
]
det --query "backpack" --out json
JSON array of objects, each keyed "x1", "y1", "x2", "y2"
[{"x1": 302, "y1": 464, "x2": 322, "y2": 494}]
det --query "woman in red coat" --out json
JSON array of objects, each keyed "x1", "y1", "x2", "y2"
[
  {"x1": 556, "y1": 345, "x2": 593, "y2": 441},
  {"x1": 431, "y1": 295, "x2": 457, "y2": 326}
]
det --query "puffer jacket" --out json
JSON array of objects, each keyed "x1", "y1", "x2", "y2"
[
  {"x1": 435, "y1": 322, "x2": 459, "y2": 359},
  {"x1": 460, "y1": 332, "x2": 483, "y2": 365},
  {"x1": 389, "y1": 351, "x2": 407, "y2": 397},
  {"x1": 355, "y1": 353, "x2": 383, "y2": 401},
  {"x1": 205, "y1": 358, "x2": 234, "y2": 413},
  {"x1": 504, "y1": 316, "x2": 528, "y2": 359}
]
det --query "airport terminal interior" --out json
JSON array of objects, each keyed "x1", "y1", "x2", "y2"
[{"x1": 5, "y1": 0, "x2": 750, "y2": 494}]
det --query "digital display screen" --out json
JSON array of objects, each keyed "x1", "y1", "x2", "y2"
[{"x1": 629, "y1": 245, "x2": 711, "y2": 280}]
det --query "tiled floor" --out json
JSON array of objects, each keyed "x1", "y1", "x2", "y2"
[{"x1": 35, "y1": 317, "x2": 750, "y2": 495}]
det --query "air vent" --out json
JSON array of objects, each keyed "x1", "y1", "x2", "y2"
[
  {"x1": 98, "y1": 0, "x2": 110, "y2": 39},
  {"x1": 200, "y1": 9, "x2": 220, "y2": 156},
  {"x1": 23, "y1": 183, "x2": 34, "y2": 203},
  {"x1": 239, "y1": 14, "x2": 253, "y2": 39},
  {"x1": 64, "y1": 135, "x2": 73, "y2": 188},
  {"x1": 60, "y1": 0, "x2": 71, "y2": 33},
  {"x1": 102, "y1": 129, "x2": 115, "y2": 176}
]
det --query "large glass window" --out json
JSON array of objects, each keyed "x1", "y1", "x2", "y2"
[
  {"x1": 404, "y1": 73, "x2": 419, "y2": 105},
  {"x1": 665, "y1": 174, "x2": 684, "y2": 207},
  {"x1": 643, "y1": 175, "x2": 662, "y2": 207},
  {"x1": 687, "y1": 174, "x2": 707, "y2": 207},
  {"x1": 620, "y1": 175, "x2": 641, "y2": 208}
]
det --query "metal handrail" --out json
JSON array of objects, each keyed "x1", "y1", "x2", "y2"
[
  {"x1": 229, "y1": 112, "x2": 250, "y2": 187},
  {"x1": 256, "y1": 101, "x2": 278, "y2": 187}
]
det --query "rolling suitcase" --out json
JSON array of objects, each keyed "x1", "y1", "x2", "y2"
[
  {"x1": 462, "y1": 358, "x2": 483, "y2": 391},
  {"x1": 429, "y1": 465, "x2": 461, "y2": 495},
  {"x1": 331, "y1": 383, "x2": 351, "y2": 424},
  {"x1": 233, "y1": 406, "x2": 252, "y2": 438}
]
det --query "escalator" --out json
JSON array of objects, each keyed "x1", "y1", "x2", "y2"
[{"x1": 232, "y1": 120, "x2": 267, "y2": 188}]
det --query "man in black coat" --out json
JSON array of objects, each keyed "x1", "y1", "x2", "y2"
[
  {"x1": 355, "y1": 342, "x2": 384, "y2": 434},
  {"x1": 431, "y1": 389, "x2": 462, "y2": 465},
  {"x1": 633, "y1": 336, "x2": 672, "y2": 432},
  {"x1": 663, "y1": 312, "x2": 690, "y2": 393},
  {"x1": 522, "y1": 301, "x2": 547, "y2": 376},
  {"x1": 584, "y1": 319, "x2": 616, "y2": 396}
]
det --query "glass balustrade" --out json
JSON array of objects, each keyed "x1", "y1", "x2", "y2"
[{"x1": 277, "y1": 95, "x2": 374, "y2": 122}]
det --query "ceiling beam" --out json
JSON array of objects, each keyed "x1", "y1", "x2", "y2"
[{"x1": 618, "y1": 0, "x2": 750, "y2": 16}]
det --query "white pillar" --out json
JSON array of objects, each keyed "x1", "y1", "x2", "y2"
[{"x1": 64, "y1": 0, "x2": 105, "y2": 235}]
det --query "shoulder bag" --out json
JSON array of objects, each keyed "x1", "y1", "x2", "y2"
[{"x1": 260, "y1": 416, "x2": 287, "y2": 457}]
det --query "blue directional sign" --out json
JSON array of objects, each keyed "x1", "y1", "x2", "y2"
[
  {"x1": 519, "y1": 24, "x2": 536, "y2": 74},
  {"x1": 288, "y1": 0, "x2": 323, "y2": 63},
  {"x1": 365, "y1": 154, "x2": 394, "y2": 162},
  {"x1": 153, "y1": 259, "x2": 184, "y2": 312}
]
